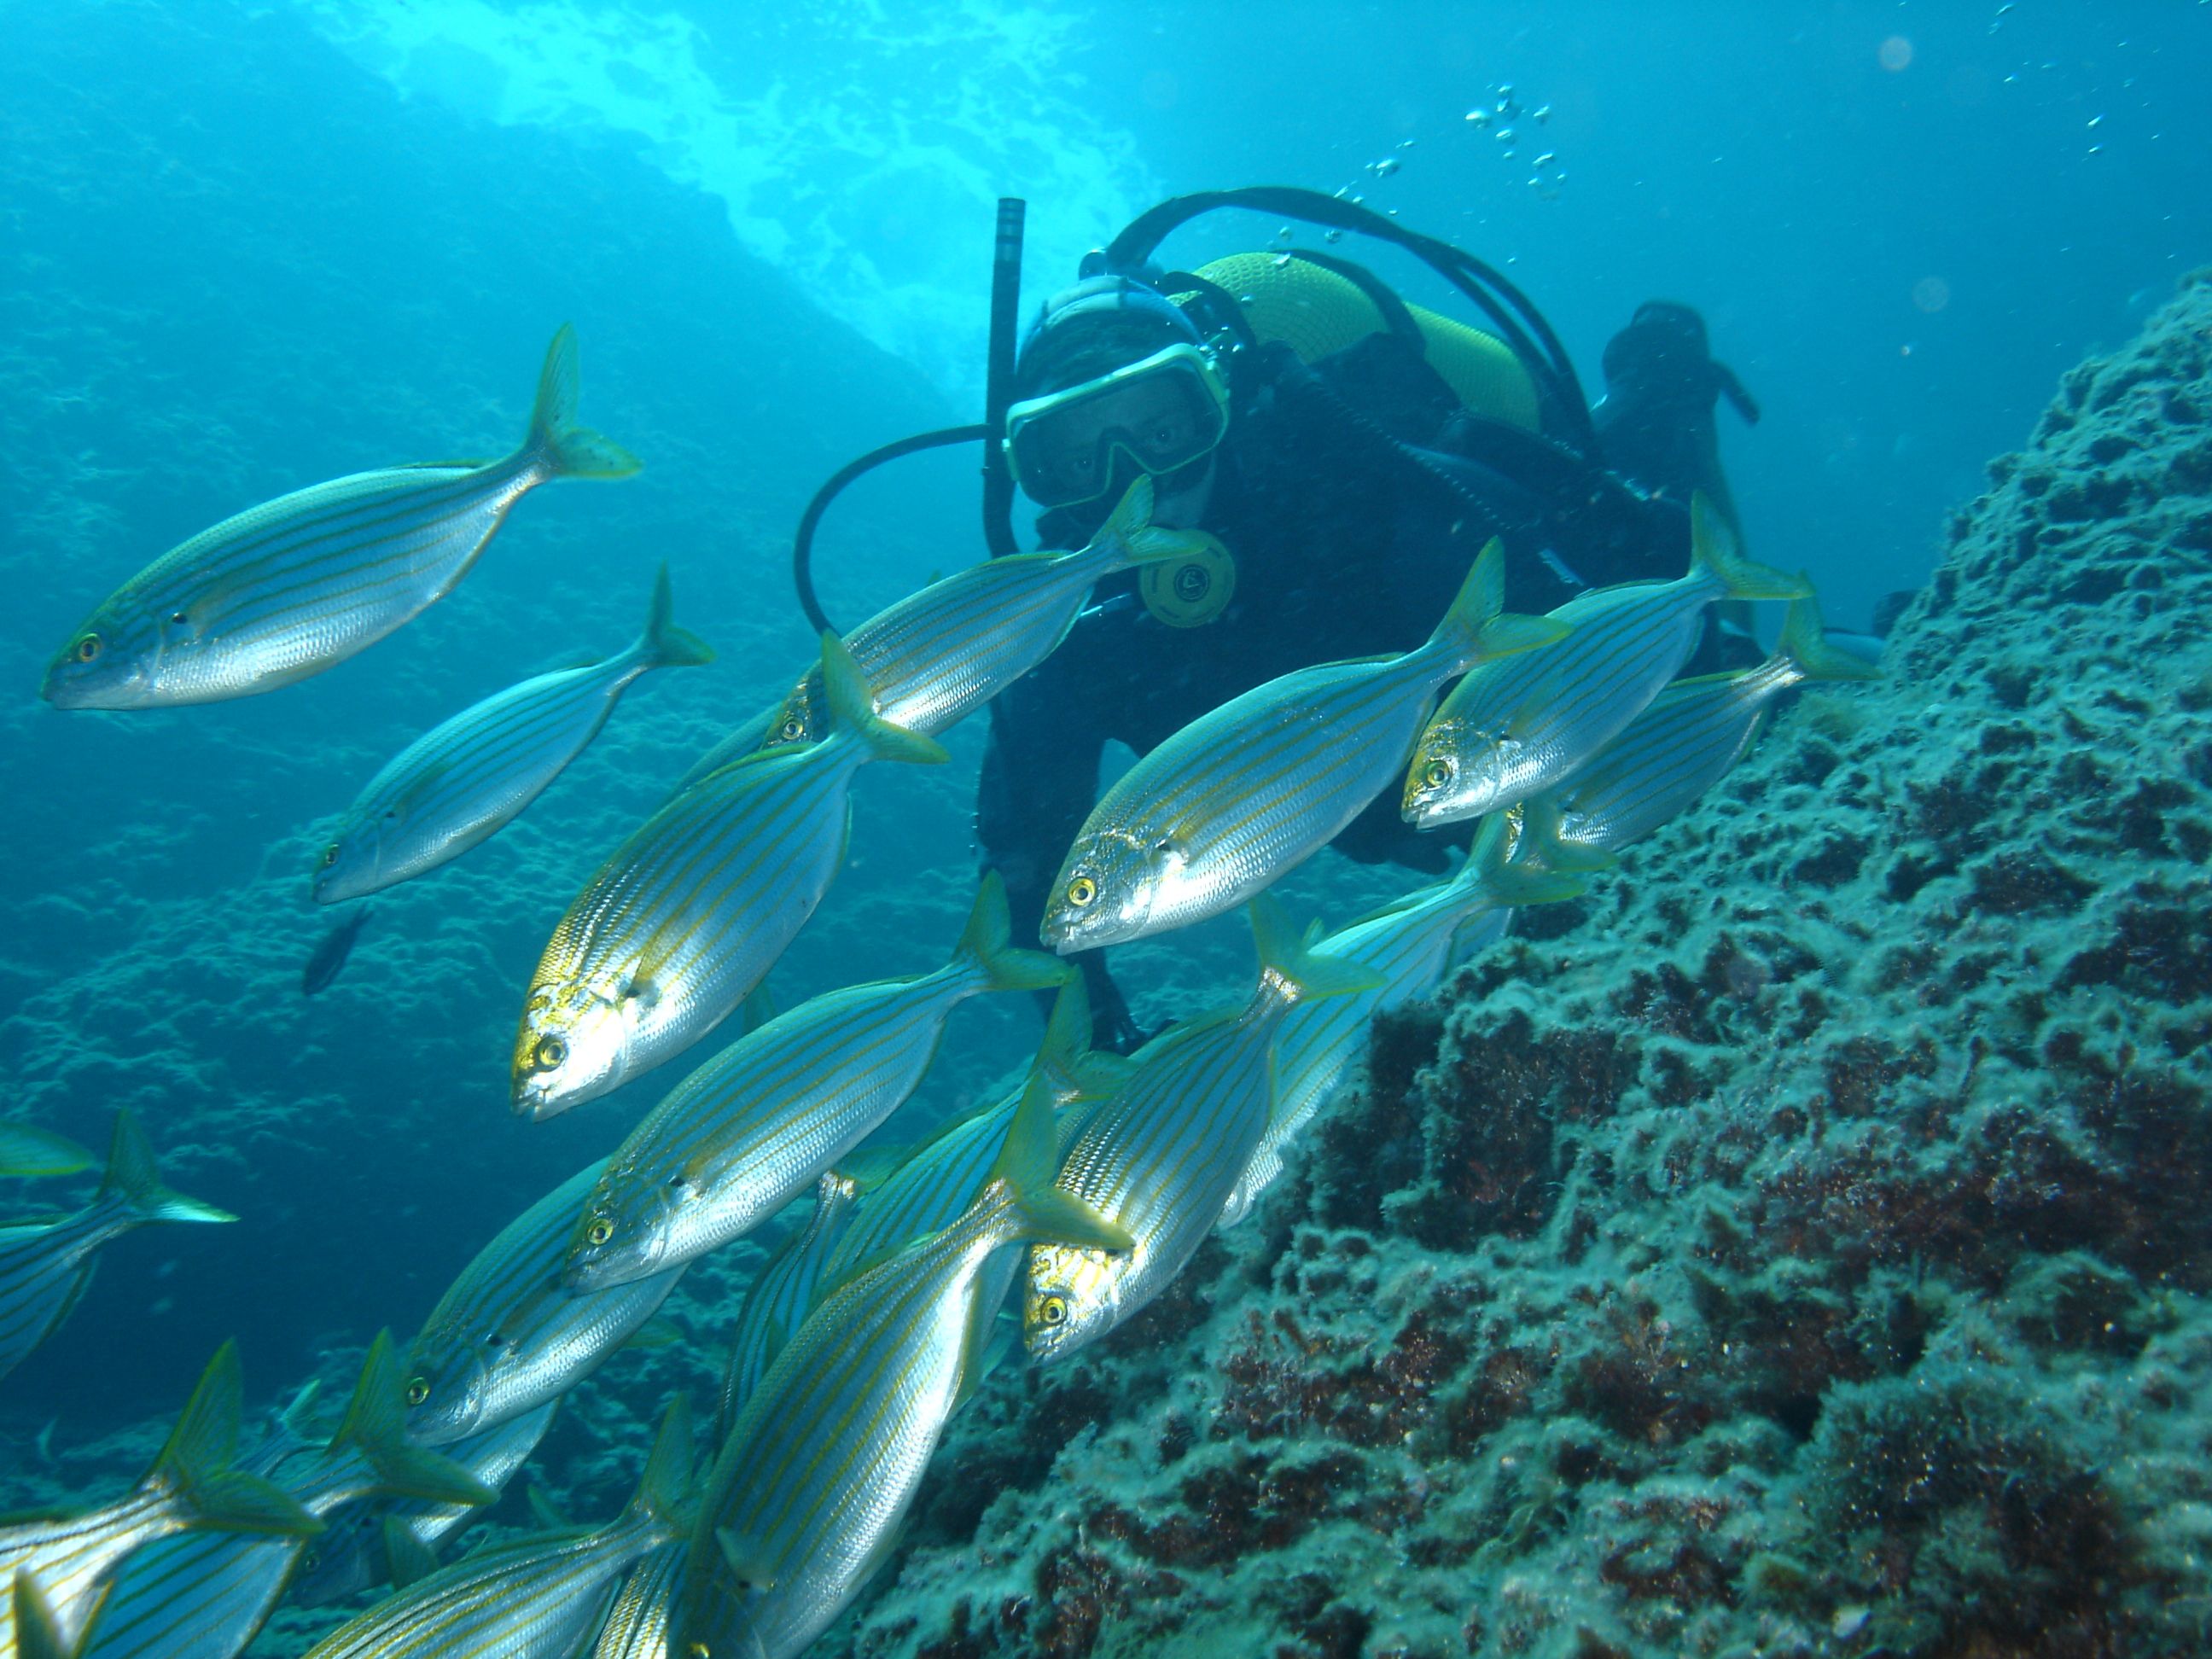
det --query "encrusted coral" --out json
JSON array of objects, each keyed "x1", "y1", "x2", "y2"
[{"x1": 820, "y1": 276, "x2": 2212, "y2": 1658}]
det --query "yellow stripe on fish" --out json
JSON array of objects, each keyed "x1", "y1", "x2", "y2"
[
  {"x1": 0, "y1": 1345, "x2": 317, "y2": 1655},
  {"x1": 1220, "y1": 818, "x2": 1588, "y2": 1229},
  {"x1": 757, "y1": 477, "x2": 1202, "y2": 750},
  {"x1": 675, "y1": 1053, "x2": 1129, "y2": 1659},
  {"x1": 1026, "y1": 899, "x2": 1376, "y2": 1364},
  {"x1": 41, "y1": 327, "x2": 638, "y2": 710},
  {"x1": 300, "y1": 1400, "x2": 690, "y2": 1659},
  {"x1": 560, "y1": 872, "x2": 1066, "y2": 1293},
  {"x1": 1040, "y1": 539, "x2": 1563, "y2": 953},
  {"x1": 1531, "y1": 584, "x2": 1880, "y2": 853},
  {"x1": 1401, "y1": 493, "x2": 1809, "y2": 829},
  {"x1": 511, "y1": 633, "x2": 946, "y2": 1118}
]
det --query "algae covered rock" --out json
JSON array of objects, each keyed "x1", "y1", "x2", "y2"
[{"x1": 821, "y1": 276, "x2": 2212, "y2": 1656}]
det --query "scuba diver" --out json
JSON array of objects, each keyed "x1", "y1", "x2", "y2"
[
  {"x1": 975, "y1": 229, "x2": 1763, "y2": 1050},
  {"x1": 783, "y1": 189, "x2": 1765, "y2": 1051}
]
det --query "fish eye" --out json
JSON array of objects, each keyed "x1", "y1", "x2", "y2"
[
  {"x1": 1039, "y1": 1295, "x2": 1069, "y2": 1327},
  {"x1": 1422, "y1": 760, "x2": 1452, "y2": 789},
  {"x1": 533, "y1": 1035, "x2": 568, "y2": 1071},
  {"x1": 405, "y1": 1377, "x2": 430, "y2": 1407},
  {"x1": 73, "y1": 634, "x2": 102, "y2": 663},
  {"x1": 169, "y1": 610, "x2": 188, "y2": 626},
  {"x1": 1066, "y1": 876, "x2": 1097, "y2": 908},
  {"x1": 321, "y1": 844, "x2": 339, "y2": 868},
  {"x1": 779, "y1": 717, "x2": 805, "y2": 742},
  {"x1": 585, "y1": 1215, "x2": 614, "y2": 1246},
  {"x1": 301, "y1": 1550, "x2": 321, "y2": 1571}
]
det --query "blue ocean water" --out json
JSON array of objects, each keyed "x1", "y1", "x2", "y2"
[{"x1": 2, "y1": 0, "x2": 2208, "y2": 1646}]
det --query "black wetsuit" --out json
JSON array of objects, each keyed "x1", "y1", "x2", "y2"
[{"x1": 978, "y1": 334, "x2": 1692, "y2": 1046}]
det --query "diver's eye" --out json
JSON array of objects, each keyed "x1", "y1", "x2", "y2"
[
  {"x1": 1066, "y1": 876, "x2": 1097, "y2": 909},
  {"x1": 1422, "y1": 760, "x2": 1452, "y2": 789},
  {"x1": 779, "y1": 718, "x2": 805, "y2": 742},
  {"x1": 533, "y1": 1035, "x2": 568, "y2": 1071},
  {"x1": 1039, "y1": 1295, "x2": 1069, "y2": 1327},
  {"x1": 321, "y1": 844, "x2": 339, "y2": 868},
  {"x1": 73, "y1": 634, "x2": 102, "y2": 663},
  {"x1": 585, "y1": 1215, "x2": 614, "y2": 1247},
  {"x1": 405, "y1": 1377, "x2": 430, "y2": 1407}
]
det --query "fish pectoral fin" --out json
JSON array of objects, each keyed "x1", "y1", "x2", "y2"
[{"x1": 715, "y1": 1528, "x2": 778, "y2": 1592}]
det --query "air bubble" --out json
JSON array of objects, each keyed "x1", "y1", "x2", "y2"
[{"x1": 1371, "y1": 156, "x2": 1402, "y2": 178}]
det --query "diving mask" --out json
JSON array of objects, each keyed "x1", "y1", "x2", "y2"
[{"x1": 1004, "y1": 342, "x2": 1231, "y2": 510}]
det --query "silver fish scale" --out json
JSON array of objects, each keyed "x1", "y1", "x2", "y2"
[
  {"x1": 1551, "y1": 653, "x2": 1799, "y2": 851},
  {"x1": 73, "y1": 460, "x2": 538, "y2": 707},
  {"x1": 0, "y1": 1197, "x2": 129, "y2": 1383},
  {"x1": 682, "y1": 1206, "x2": 1011, "y2": 1659},
  {"x1": 323, "y1": 649, "x2": 652, "y2": 899},
  {"x1": 576, "y1": 963, "x2": 985, "y2": 1289},
  {"x1": 1225, "y1": 892, "x2": 1513, "y2": 1229}
]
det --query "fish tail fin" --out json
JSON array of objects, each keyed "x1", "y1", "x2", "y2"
[
  {"x1": 10, "y1": 1573, "x2": 76, "y2": 1659},
  {"x1": 1426, "y1": 539, "x2": 1570, "y2": 668},
  {"x1": 1249, "y1": 893, "x2": 1382, "y2": 1005},
  {"x1": 1689, "y1": 493, "x2": 1807, "y2": 602},
  {"x1": 983, "y1": 1070, "x2": 1132, "y2": 1256},
  {"x1": 1091, "y1": 476, "x2": 1209, "y2": 570},
  {"x1": 819, "y1": 632, "x2": 949, "y2": 766},
  {"x1": 1514, "y1": 798, "x2": 1620, "y2": 877},
  {"x1": 1464, "y1": 810, "x2": 1598, "y2": 905},
  {"x1": 329, "y1": 1331, "x2": 499, "y2": 1508},
  {"x1": 634, "y1": 564, "x2": 716, "y2": 670},
  {"x1": 1777, "y1": 583, "x2": 1882, "y2": 683},
  {"x1": 154, "y1": 1342, "x2": 321, "y2": 1538},
  {"x1": 101, "y1": 1110, "x2": 236, "y2": 1226},
  {"x1": 622, "y1": 1394, "x2": 696, "y2": 1538},
  {"x1": 954, "y1": 871, "x2": 1074, "y2": 994},
  {"x1": 0, "y1": 1122, "x2": 93, "y2": 1180},
  {"x1": 525, "y1": 323, "x2": 642, "y2": 480}
]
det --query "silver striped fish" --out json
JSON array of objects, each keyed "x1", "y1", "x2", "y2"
[
  {"x1": 1025, "y1": 899, "x2": 1374, "y2": 1364},
  {"x1": 289, "y1": 1401, "x2": 560, "y2": 1610},
  {"x1": 0, "y1": 1112, "x2": 233, "y2": 1384},
  {"x1": 41, "y1": 327, "x2": 639, "y2": 710},
  {"x1": 759, "y1": 477, "x2": 1197, "y2": 749},
  {"x1": 0, "y1": 1344, "x2": 317, "y2": 1654},
  {"x1": 716, "y1": 1172, "x2": 861, "y2": 1435},
  {"x1": 77, "y1": 1334, "x2": 492, "y2": 1659},
  {"x1": 561, "y1": 872, "x2": 1068, "y2": 1291},
  {"x1": 674, "y1": 1067, "x2": 1130, "y2": 1659},
  {"x1": 1533, "y1": 590, "x2": 1878, "y2": 855},
  {"x1": 512, "y1": 633, "x2": 947, "y2": 1119},
  {"x1": 0, "y1": 1125, "x2": 91, "y2": 1182},
  {"x1": 313, "y1": 566, "x2": 713, "y2": 903},
  {"x1": 591, "y1": 1540, "x2": 685, "y2": 1659},
  {"x1": 1041, "y1": 539, "x2": 1563, "y2": 952},
  {"x1": 301, "y1": 1398, "x2": 691, "y2": 1659},
  {"x1": 1401, "y1": 494, "x2": 1809, "y2": 829},
  {"x1": 1218, "y1": 818, "x2": 1587, "y2": 1230},
  {"x1": 401, "y1": 1164, "x2": 684, "y2": 1447}
]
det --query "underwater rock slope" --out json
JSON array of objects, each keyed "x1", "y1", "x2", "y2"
[{"x1": 831, "y1": 276, "x2": 2212, "y2": 1656}]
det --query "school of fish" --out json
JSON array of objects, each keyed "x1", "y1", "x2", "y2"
[{"x1": 6, "y1": 327, "x2": 1878, "y2": 1656}]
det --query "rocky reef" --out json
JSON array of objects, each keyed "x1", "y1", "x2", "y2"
[{"x1": 822, "y1": 276, "x2": 2212, "y2": 1657}]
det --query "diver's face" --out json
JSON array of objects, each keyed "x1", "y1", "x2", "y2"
[{"x1": 1026, "y1": 376, "x2": 1216, "y2": 509}]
